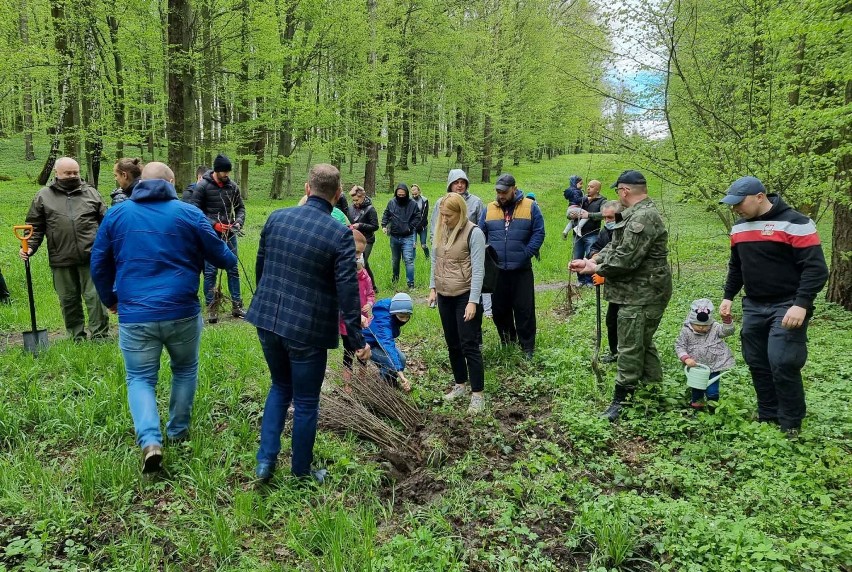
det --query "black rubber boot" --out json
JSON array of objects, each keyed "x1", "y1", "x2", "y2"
[{"x1": 600, "y1": 385, "x2": 631, "y2": 422}]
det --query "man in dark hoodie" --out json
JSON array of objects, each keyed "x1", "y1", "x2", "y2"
[
  {"x1": 719, "y1": 176, "x2": 828, "y2": 436},
  {"x1": 190, "y1": 154, "x2": 247, "y2": 322},
  {"x1": 20, "y1": 157, "x2": 110, "y2": 340},
  {"x1": 381, "y1": 182, "x2": 420, "y2": 289},
  {"x1": 91, "y1": 162, "x2": 237, "y2": 474}
]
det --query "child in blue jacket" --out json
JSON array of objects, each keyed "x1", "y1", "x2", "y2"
[{"x1": 362, "y1": 293, "x2": 413, "y2": 392}]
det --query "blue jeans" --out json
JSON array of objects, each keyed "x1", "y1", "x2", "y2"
[
  {"x1": 390, "y1": 234, "x2": 415, "y2": 285},
  {"x1": 372, "y1": 347, "x2": 406, "y2": 384},
  {"x1": 256, "y1": 329, "x2": 327, "y2": 477},
  {"x1": 573, "y1": 231, "x2": 598, "y2": 285},
  {"x1": 415, "y1": 228, "x2": 428, "y2": 250},
  {"x1": 741, "y1": 298, "x2": 811, "y2": 430},
  {"x1": 204, "y1": 235, "x2": 241, "y2": 305},
  {"x1": 119, "y1": 314, "x2": 203, "y2": 448}
]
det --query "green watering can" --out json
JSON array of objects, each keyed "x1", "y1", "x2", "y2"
[{"x1": 684, "y1": 363, "x2": 727, "y2": 390}]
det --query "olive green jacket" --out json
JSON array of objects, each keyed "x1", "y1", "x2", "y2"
[
  {"x1": 25, "y1": 180, "x2": 106, "y2": 268},
  {"x1": 597, "y1": 197, "x2": 672, "y2": 306}
]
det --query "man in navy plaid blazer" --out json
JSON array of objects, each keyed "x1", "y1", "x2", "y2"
[{"x1": 246, "y1": 163, "x2": 371, "y2": 483}]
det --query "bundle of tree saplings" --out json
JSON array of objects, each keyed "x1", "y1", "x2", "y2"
[{"x1": 346, "y1": 365, "x2": 422, "y2": 432}]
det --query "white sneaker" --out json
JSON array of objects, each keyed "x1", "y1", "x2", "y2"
[
  {"x1": 573, "y1": 225, "x2": 582, "y2": 237},
  {"x1": 443, "y1": 384, "x2": 469, "y2": 402},
  {"x1": 467, "y1": 393, "x2": 485, "y2": 415}
]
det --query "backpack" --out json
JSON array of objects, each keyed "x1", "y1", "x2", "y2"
[{"x1": 467, "y1": 226, "x2": 499, "y2": 294}]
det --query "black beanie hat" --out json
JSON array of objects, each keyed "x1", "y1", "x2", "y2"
[{"x1": 213, "y1": 154, "x2": 232, "y2": 172}]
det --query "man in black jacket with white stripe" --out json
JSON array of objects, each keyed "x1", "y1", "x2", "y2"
[{"x1": 719, "y1": 176, "x2": 828, "y2": 436}]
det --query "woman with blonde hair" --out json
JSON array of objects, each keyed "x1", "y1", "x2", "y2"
[{"x1": 428, "y1": 192, "x2": 487, "y2": 414}]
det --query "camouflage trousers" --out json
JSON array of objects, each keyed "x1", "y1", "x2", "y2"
[{"x1": 614, "y1": 303, "x2": 667, "y2": 390}]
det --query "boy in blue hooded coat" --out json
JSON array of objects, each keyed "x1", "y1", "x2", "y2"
[{"x1": 362, "y1": 293, "x2": 413, "y2": 391}]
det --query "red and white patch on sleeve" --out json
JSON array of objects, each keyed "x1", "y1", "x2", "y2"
[{"x1": 730, "y1": 219, "x2": 821, "y2": 248}]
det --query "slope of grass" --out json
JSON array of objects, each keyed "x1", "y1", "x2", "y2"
[{"x1": 0, "y1": 135, "x2": 849, "y2": 571}]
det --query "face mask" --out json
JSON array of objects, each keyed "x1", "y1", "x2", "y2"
[
  {"x1": 356, "y1": 254, "x2": 365, "y2": 267},
  {"x1": 218, "y1": 176, "x2": 230, "y2": 185},
  {"x1": 56, "y1": 176, "x2": 81, "y2": 191},
  {"x1": 605, "y1": 222, "x2": 617, "y2": 230}
]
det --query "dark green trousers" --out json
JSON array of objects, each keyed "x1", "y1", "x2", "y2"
[
  {"x1": 614, "y1": 303, "x2": 667, "y2": 390},
  {"x1": 51, "y1": 264, "x2": 110, "y2": 340}
]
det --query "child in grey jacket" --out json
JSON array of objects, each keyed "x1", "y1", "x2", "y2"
[{"x1": 675, "y1": 298, "x2": 736, "y2": 408}]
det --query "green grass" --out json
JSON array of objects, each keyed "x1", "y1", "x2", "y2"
[{"x1": 0, "y1": 135, "x2": 850, "y2": 571}]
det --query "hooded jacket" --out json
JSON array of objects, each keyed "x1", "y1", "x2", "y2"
[
  {"x1": 563, "y1": 175, "x2": 583, "y2": 205},
  {"x1": 430, "y1": 169, "x2": 485, "y2": 232},
  {"x1": 189, "y1": 171, "x2": 246, "y2": 227},
  {"x1": 479, "y1": 189, "x2": 546, "y2": 271},
  {"x1": 362, "y1": 298, "x2": 406, "y2": 371},
  {"x1": 349, "y1": 196, "x2": 379, "y2": 243},
  {"x1": 723, "y1": 195, "x2": 828, "y2": 308},
  {"x1": 25, "y1": 178, "x2": 106, "y2": 268},
  {"x1": 381, "y1": 187, "x2": 420, "y2": 236},
  {"x1": 90, "y1": 179, "x2": 237, "y2": 324},
  {"x1": 675, "y1": 320, "x2": 736, "y2": 372}
]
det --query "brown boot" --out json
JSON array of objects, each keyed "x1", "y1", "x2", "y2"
[{"x1": 142, "y1": 444, "x2": 163, "y2": 473}]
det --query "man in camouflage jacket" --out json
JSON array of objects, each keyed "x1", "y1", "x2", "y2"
[{"x1": 570, "y1": 170, "x2": 672, "y2": 421}]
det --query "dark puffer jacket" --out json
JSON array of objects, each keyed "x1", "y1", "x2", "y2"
[
  {"x1": 349, "y1": 197, "x2": 379, "y2": 243},
  {"x1": 189, "y1": 171, "x2": 246, "y2": 226},
  {"x1": 479, "y1": 190, "x2": 546, "y2": 271}
]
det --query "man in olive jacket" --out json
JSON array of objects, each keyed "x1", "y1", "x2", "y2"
[
  {"x1": 570, "y1": 170, "x2": 672, "y2": 421},
  {"x1": 20, "y1": 157, "x2": 110, "y2": 340}
]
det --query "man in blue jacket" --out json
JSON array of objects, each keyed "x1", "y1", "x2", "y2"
[
  {"x1": 90, "y1": 162, "x2": 237, "y2": 474},
  {"x1": 480, "y1": 174, "x2": 546, "y2": 359},
  {"x1": 247, "y1": 163, "x2": 371, "y2": 484}
]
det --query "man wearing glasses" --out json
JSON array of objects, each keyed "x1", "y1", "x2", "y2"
[{"x1": 570, "y1": 170, "x2": 672, "y2": 421}]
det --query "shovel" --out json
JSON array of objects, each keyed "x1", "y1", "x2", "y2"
[
  {"x1": 13, "y1": 225, "x2": 49, "y2": 354},
  {"x1": 590, "y1": 279, "x2": 604, "y2": 387}
]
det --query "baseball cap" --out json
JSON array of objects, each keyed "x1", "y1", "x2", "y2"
[
  {"x1": 495, "y1": 174, "x2": 516, "y2": 191},
  {"x1": 719, "y1": 176, "x2": 765, "y2": 205},
  {"x1": 610, "y1": 170, "x2": 646, "y2": 188}
]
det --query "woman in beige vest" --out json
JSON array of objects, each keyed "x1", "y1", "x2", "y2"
[{"x1": 428, "y1": 193, "x2": 487, "y2": 414}]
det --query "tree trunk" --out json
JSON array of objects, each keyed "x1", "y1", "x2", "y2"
[
  {"x1": 39, "y1": 1, "x2": 74, "y2": 184},
  {"x1": 19, "y1": 0, "x2": 35, "y2": 161},
  {"x1": 81, "y1": 2, "x2": 103, "y2": 187},
  {"x1": 386, "y1": 104, "x2": 398, "y2": 193},
  {"x1": 481, "y1": 113, "x2": 492, "y2": 183},
  {"x1": 270, "y1": 0, "x2": 299, "y2": 199},
  {"x1": 826, "y1": 79, "x2": 852, "y2": 310},
  {"x1": 167, "y1": 0, "x2": 194, "y2": 188},
  {"x1": 237, "y1": 2, "x2": 251, "y2": 199},
  {"x1": 106, "y1": 15, "x2": 126, "y2": 159},
  {"x1": 363, "y1": 0, "x2": 379, "y2": 197},
  {"x1": 50, "y1": 0, "x2": 79, "y2": 160}
]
